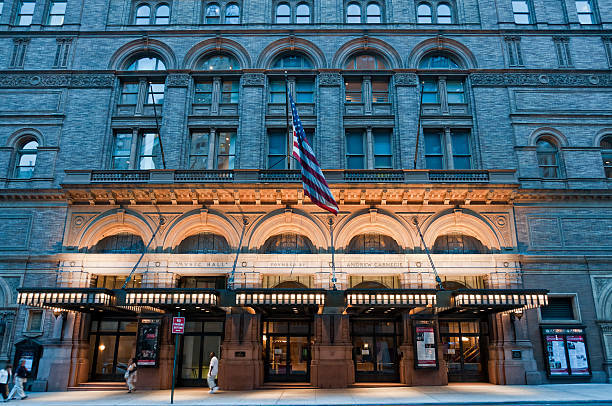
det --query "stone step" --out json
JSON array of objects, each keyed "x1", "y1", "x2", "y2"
[
  {"x1": 67, "y1": 382, "x2": 126, "y2": 391},
  {"x1": 260, "y1": 382, "x2": 314, "y2": 389}
]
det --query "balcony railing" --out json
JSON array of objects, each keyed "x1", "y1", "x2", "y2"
[{"x1": 64, "y1": 169, "x2": 516, "y2": 185}]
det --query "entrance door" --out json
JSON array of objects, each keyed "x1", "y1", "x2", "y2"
[
  {"x1": 352, "y1": 320, "x2": 400, "y2": 382},
  {"x1": 89, "y1": 320, "x2": 138, "y2": 381},
  {"x1": 263, "y1": 321, "x2": 311, "y2": 382},
  {"x1": 178, "y1": 320, "x2": 224, "y2": 386},
  {"x1": 439, "y1": 320, "x2": 487, "y2": 382}
]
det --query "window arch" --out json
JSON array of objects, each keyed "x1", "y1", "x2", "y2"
[
  {"x1": 417, "y1": 3, "x2": 432, "y2": 23},
  {"x1": 135, "y1": 4, "x2": 151, "y2": 24},
  {"x1": 124, "y1": 55, "x2": 166, "y2": 71},
  {"x1": 261, "y1": 233, "x2": 315, "y2": 254},
  {"x1": 276, "y1": 3, "x2": 291, "y2": 23},
  {"x1": 225, "y1": 3, "x2": 240, "y2": 24},
  {"x1": 155, "y1": 4, "x2": 170, "y2": 24},
  {"x1": 366, "y1": 3, "x2": 381, "y2": 23},
  {"x1": 346, "y1": 2, "x2": 361, "y2": 23},
  {"x1": 536, "y1": 137, "x2": 560, "y2": 178},
  {"x1": 205, "y1": 3, "x2": 221, "y2": 23},
  {"x1": 296, "y1": 3, "x2": 310, "y2": 23},
  {"x1": 432, "y1": 234, "x2": 486, "y2": 254},
  {"x1": 437, "y1": 3, "x2": 451, "y2": 23},
  {"x1": 198, "y1": 53, "x2": 241, "y2": 70},
  {"x1": 418, "y1": 53, "x2": 460, "y2": 69},
  {"x1": 346, "y1": 233, "x2": 400, "y2": 254},
  {"x1": 271, "y1": 53, "x2": 313, "y2": 69},
  {"x1": 91, "y1": 233, "x2": 145, "y2": 254},
  {"x1": 600, "y1": 136, "x2": 612, "y2": 178},
  {"x1": 176, "y1": 233, "x2": 231, "y2": 253},
  {"x1": 14, "y1": 138, "x2": 38, "y2": 179},
  {"x1": 344, "y1": 53, "x2": 388, "y2": 70}
]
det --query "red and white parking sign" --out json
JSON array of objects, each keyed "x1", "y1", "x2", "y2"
[{"x1": 172, "y1": 317, "x2": 185, "y2": 334}]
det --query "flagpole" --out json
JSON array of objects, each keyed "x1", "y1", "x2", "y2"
[
  {"x1": 284, "y1": 71, "x2": 292, "y2": 170},
  {"x1": 413, "y1": 80, "x2": 425, "y2": 170}
]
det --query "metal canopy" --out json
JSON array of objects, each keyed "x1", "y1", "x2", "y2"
[
  {"x1": 437, "y1": 288, "x2": 549, "y2": 315},
  {"x1": 235, "y1": 288, "x2": 325, "y2": 315},
  {"x1": 17, "y1": 288, "x2": 131, "y2": 314},
  {"x1": 122, "y1": 288, "x2": 224, "y2": 315}
]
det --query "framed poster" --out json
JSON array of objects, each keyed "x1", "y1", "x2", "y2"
[
  {"x1": 541, "y1": 327, "x2": 591, "y2": 377},
  {"x1": 136, "y1": 318, "x2": 162, "y2": 367},
  {"x1": 413, "y1": 320, "x2": 438, "y2": 369}
]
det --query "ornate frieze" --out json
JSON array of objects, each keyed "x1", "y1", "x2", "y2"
[
  {"x1": 393, "y1": 73, "x2": 418, "y2": 86},
  {"x1": 471, "y1": 72, "x2": 612, "y2": 87},
  {"x1": 240, "y1": 73, "x2": 265, "y2": 86},
  {"x1": 318, "y1": 72, "x2": 342, "y2": 86},
  {"x1": 165, "y1": 73, "x2": 191, "y2": 87},
  {"x1": 0, "y1": 73, "x2": 114, "y2": 88}
]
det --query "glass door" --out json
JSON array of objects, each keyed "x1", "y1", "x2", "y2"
[
  {"x1": 439, "y1": 320, "x2": 487, "y2": 382},
  {"x1": 89, "y1": 320, "x2": 138, "y2": 381},
  {"x1": 352, "y1": 320, "x2": 400, "y2": 382},
  {"x1": 263, "y1": 321, "x2": 312, "y2": 382},
  {"x1": 177, "y1": 320, "x2": 224, "y2": 386}
]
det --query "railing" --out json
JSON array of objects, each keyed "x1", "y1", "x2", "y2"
[
  {"x1": 90, "y1": 171, "x2": 150, "y2": 183},
  {"x1": 175, "y1": 170, "x2": 233, "y2": 182},
  {"x1": 345, "y1": 170, "x2": 404, "y2": 183},
  {"x1": 259, "y1": 170, "x2": 302, "y2": 182},
  {"x1": 428, "y1": 170, "x2": 489, "y2": 183}
]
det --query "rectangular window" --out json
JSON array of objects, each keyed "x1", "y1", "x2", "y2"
[
  {"x1": 541, "y1": 297, "x2": 575, "y2": 320},
  {"x1": 111, "y1": 131, "x2": 133, "y2": 169},
  {"x1": 424, "y1": 130, "x2": 444, "y2": 169},
  {"x1": 269, "y1": 80, "x2": 286, "y2": 104},
  {"x1": 450, "y1": 129, "x2": 472, "y2": 169},
  {"x1": 422, "y1": 80, "x2": 439, "y2": 103},
  {"x1": 48, "y1": 0, "x2": 67, "y2": 25},
  {"x1": 221, "y1": 79, "x2": 239, "y2": 104},
  {"x1": 373, "y1": 130, "x2": 392, "y2": 168},
  {"x1": 194, "y1": 81, "x2": 213, "y2": 104},
  {"x1": 0, "y1": 2, "x2": 4, "y2": 17},
  {"x1": 295, "y1": 79, "x2": 314, "y2": 103},
  {"x1": 372, "y1": 79, "x2": 389, "y2": 103},
  {"x1": 505, "y1": 37, "x2": 524, "y2": 67},
  {"x1": 120, "y1": 82, "x2": 139, "y2": 105},
  {"x1": 146, "y1": 83, "x2": 165, "y2": 105},
  {"x1": 267, "y1": 130, "x2": 287, "y2": 169},
  {"x1": 446, "y1": 80, "x2": 465, "y2": 104},
  {"x1": 138, "y1": 132, "x2": 161, "y2": 169},
  {"x1": 189, "y1": 131, "x2": 209, "y2": 169},
  {"x1": 346, "y1": 130, "x2": 365, "y2": 169},
  {"x1": 511, "y1": 0, "x2": 530, "y2": 24},
  {"x1": 17, "y1": 0, "x2": 35, "y2": 25},
  {"x1": 345, "y1": 79, "x2": 362, "y2": 103},
  {"x1": 554, "y1": 38, "x2": 573, "y2": 67},
  {"x1": 53, "y1": 38, "x2": 71, "y2": 68},
  {"x1": 26, "y1": 310, "x2": 44, "y2": 332},
  {"x1": 217, "y1": 131, "x2": 236, "y2": 169},
  {"x1": 575, "y1": 0, "x2": 594, "y2": 24},
  {"x1": 9, "y1": 39, "x2": 29, "y2": 68}
]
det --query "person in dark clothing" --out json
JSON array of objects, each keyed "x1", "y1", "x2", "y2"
[{"x1": 8, "y1": 360, "x2": 28, "y2": 400}]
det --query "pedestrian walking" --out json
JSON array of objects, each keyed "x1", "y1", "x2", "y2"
[
  {"x1": 207, "y1": 352, "x2": 218, "y2": 394},
  {"x1": 0, "y1": 364, "x2": 10, "y2": 402},
  {"x1": 124, "y1": 358, "x2": 137, "y2": 393},
  {"x1": 7, "y1": 360, "x2": 28, "y2": 401}
]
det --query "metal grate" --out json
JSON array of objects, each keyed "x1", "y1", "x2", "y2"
[
  {"x1": 428, "y1": 171, "x2": 489, "y2": 182},
  {"x1": 259, "y1": 170, "x2": 302, "y2": 182},
  {"x1": 91, "y1": 171, "x2": 149, "y2": 183},
  {"x1": 175, "y1": 170, "x2": 234, "y2": 182},
  {"x1": 344, "y1": 170, "x2": 404, "y2": 183}
]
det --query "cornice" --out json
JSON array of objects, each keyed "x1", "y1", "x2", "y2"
[
  {"x1": 471, "y1": 72, "x2": 612, "y2": 87},
  {"x1": 0, "y1": 72, "x2": 114, "y2": 88}
]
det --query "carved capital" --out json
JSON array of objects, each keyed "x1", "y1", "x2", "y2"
[
  {"x1": 318, "y1": 72, "x2": 342, "y2": 86},
  {"x1": 240, "y1": 73, "x2": 265, "y2": 87},
  {"x1": 394, "y1": 73, "x2": 418, "y2": 86},
  {"x1": 166, "y1": 73, "x2": 191, "y2": 87}
]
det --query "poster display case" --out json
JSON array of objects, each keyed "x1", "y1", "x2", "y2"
[
  {"x1": 136, "y1": 318, "x2": 162, "y2": 367},
  {"x1": 413, "y1": 320, "x2": 438, "y2": 369},
  {"x1": 541, "y1": 326, "x2": 591, "y2": 377}
]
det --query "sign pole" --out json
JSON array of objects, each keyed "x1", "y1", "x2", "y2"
[{"x1": 170, "y1": 311, "x2": 180, "y2": 404}]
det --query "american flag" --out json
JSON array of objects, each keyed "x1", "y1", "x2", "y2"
[{"x1": 290, "y1": 94, "x2": 339, "y2": 215}]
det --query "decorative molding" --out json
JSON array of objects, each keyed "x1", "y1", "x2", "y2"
[
  {"x1": 318, "y1": 72, "x2": 342, "y2": 86},
  {"x1": 593, "y1": 277, "x2": 612, "y2": 296},
  {"x1": 0, "y1": 73, "x2": 114, "y2": 88},
  {"x1": 471, "y1": 73, "x2": 612, "y2": 87},
  {"x1": 394, "y1": 73, "x2": 418, "y2": 86},
  {"x1": 240, "y1": 73, "x2": 265, "y2": 87},
  {"x1": 166, "y1": 73, "x2": 191, "y2": 87}
]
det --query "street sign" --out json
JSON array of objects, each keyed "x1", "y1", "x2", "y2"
[{"x1": 172, "y1": 317, "x2": 185, "y2": 334}]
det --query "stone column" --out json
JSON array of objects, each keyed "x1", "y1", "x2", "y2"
[
  {"x1": 363, "y1": 76, "x2": 372, "y2": 115},
  {"x1": 439, "y1": 76, "x2": 449, "y2": 115},
  {"x1": 317, "y1": 72, "x2": 343, "y2": 169},
  {"x1": 310, "y1": 313, "x2": 354, "y2": 388},
  {"x1": 135, "y1": 78, "x2": 148, "y2": 116},
  {"x1": 237, "y1": 72, "x2": 266, "y2": 168},
  {"x1": 398, "y1": 314, "x2": 448, "y2": 386},
  {"x1": 137, "y1": 314, "x2": 174, "y2": 389},
  {"x1": 218, "y1": 311, "x2": 263, "y2": 390},
  {"x1": 211, "y1": 77, "x2": 221, "y2": 115},
  {"x1": 444, "y1": 127, "x2": 454, "y2": 169},
  {"x1": 366, "y1": 127, "x2": 374, "y2": 169},
  {"x1": 393, "y1": 73, "x2": 419, "y2": 169},
  {"x1": 161, "y1": 73, "x2": 191, "y2": 167}
]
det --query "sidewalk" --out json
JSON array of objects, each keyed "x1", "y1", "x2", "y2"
[{"x1": 14, "y1": 383, "x2": 612, "y2": 405}]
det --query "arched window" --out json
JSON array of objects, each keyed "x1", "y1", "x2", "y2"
[
  {"x1": 225, "y1": 3, "x2": 240, "y2": 24},
  {"x1": 296, "y1": 3, "x2": 310, "y2": 23},
  {"x1": 276, "y1": 3, "x2": 291, "y2": 23},
  {"x1": 261, "y1": 233, "x2": 315, "y2": 254},
  {"x1": 536, "y1": 138, "x2": 560, "y2": 178},
  {"x1": 419, "y1": 54, "x2": 460, "y2": 69},
  {"x1": 432, "y1": 234, "x2": 486, "y2": 254},
  {"x1": 155, "y1": 4, "x2": 170, "y2": 24},
  {"x1": 91, "y1": 233, "x2": 145, "y2": 254},
  {"x1": 600, "y1": 136, "x2": 612, "y2": 178},
  {"x1": 198, "y1": 54, "x2": 240, "y2": 70},
  {"x1": 346, "y1": 233, "x2": 400, "y2": 254},
  {"x1": 344, "y1": 53, "x2": 387, "y2": 70},
  {"x1": 205, "y1": 3, "x2": 221, "y2": 23},
  {"x1": 437, "y1": 3, "x2": 451, "y2": 23},
  {"x1": 125, "y1": 56, "x2": 166, "y2": 71},
  {"x1": 271, "y1": 53, "x2": 313, "y2": 69},
  {"x1": 366, "y1": 3, "x2": 381, "y2": 23},
  {"x1": 346, "y1": 2, "x2": 361, "y2": 23},
  {"x1": 14, "y1": 139, "x2": 38, "y2": 179},
  {"x1": 176, "y1": 233, "x2": 231, "y2": 254},
  {"x1": 273, "y1": 281, "x2": 308, "y2": 289},
  {"x1": 135, "y1": 4, "x2": 151, "y2": 24},
  {"x1": 417, "y1": 3, "x2": 432, "y2": 23}
]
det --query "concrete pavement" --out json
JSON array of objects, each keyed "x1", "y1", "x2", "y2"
[{"x1": 10, "y1": 383, "x2": 612, "y2": 405}]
